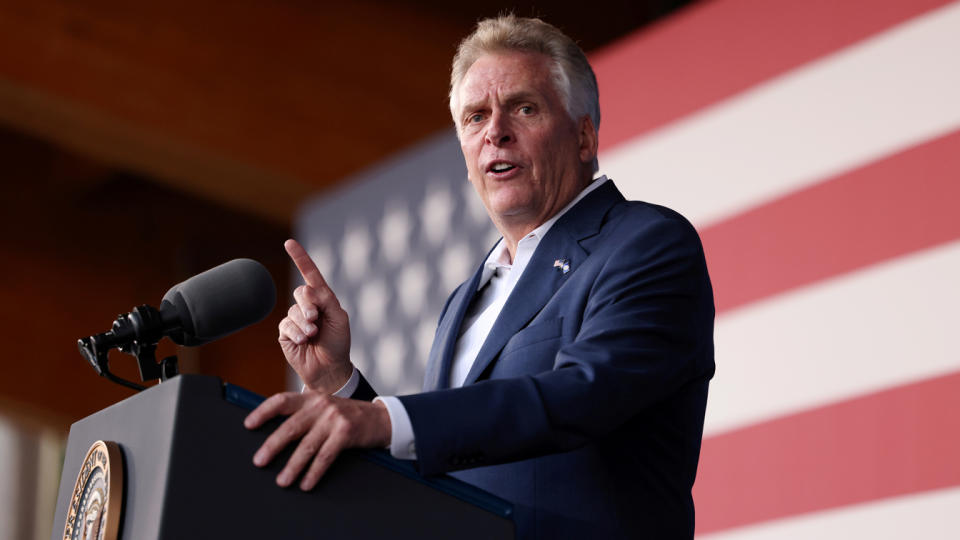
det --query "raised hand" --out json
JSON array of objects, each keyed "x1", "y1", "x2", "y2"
[{"x1": 279, "y1": 239, "x2": 353, "y2": 393}]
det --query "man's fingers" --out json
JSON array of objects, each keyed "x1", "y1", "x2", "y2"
[
  {"x1": 244, "y1": 392, "x2": 303, "y2": 431},
  {"x1": 292, "y1": 286, "x2": 320, "y2": 323},
  {"x1": 279, "y1": 317, "x2": 307, "y2": 345},
  {"x1": 285, "y1": 239, "x2": 328, "y2": 289},
  {"x1": 244, "y1": 396, "x2": 389, "y2": 490},
  {"x1": 299, "y1": 430, "x2": 349, "y2": 491},
  {"x1": 276, "y1": 424, "x2": 328, "y2": 488},
  {"x1": 284, "y1": 304, "x2": 316, "y2": 339},
  {"x1": 250, "y1": 407, "x2": 315, "y2": 468}
]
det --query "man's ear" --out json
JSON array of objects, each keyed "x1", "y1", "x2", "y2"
[{"x1": 577, "y1": 115, "x2": 598, "y2": 165}]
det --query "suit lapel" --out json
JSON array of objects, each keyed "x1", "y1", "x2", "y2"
[
  {"x1": 422, "y1": 258, "x2": 484, "y2": 391},
  {"x1": 462, "y1": 180, "x2": 624, "y2": 385}
]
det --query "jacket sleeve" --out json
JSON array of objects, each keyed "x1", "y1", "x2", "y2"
[{"x1": 350, "y1": 371, "x2": 379, "y2": 402}]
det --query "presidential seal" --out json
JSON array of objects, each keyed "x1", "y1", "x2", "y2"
[{"x1": 63, "y1": 440, "x2": 123, "y2": 540}]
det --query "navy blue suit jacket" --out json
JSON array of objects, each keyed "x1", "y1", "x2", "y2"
[{"x1": 362, "y1": 180, "x2": 714, "y2": 538}]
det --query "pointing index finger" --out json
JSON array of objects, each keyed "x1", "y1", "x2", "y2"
[{"x1": 285, "y1": 239, "x2": 327, "y2": 288}]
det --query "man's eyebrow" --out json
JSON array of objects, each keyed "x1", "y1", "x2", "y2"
[
  {"x1": 461, "y1": 91, "x2": 539, "y2": 116},
  {"x1": 460, "y1": 98, "x2": 485, "y2": 115}
]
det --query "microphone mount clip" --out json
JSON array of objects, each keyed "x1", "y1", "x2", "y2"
[{"x1": 78, "y1": 305, "x2": 180, "y2": 392}]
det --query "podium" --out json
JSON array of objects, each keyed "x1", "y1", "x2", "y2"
[{"x1": 51, "y1": 375, "x2": 514, "y2": 539}]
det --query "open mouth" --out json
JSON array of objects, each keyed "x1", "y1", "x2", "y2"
[{"x1": 488, "y1": 162, "x2": 517, "y2": 174}]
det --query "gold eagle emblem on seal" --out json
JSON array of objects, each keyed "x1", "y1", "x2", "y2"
[{"x1": 63, "y1": 440, "x2": 123, "y2": 540}]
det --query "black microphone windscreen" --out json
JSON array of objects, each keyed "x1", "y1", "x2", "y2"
[{"x1": 161, "y1": 258, "x2": 277, "y2": 346}]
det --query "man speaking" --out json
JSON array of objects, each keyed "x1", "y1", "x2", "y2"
[{"x1": 244, "y1": 14, "x2": 715, "y2": 539}]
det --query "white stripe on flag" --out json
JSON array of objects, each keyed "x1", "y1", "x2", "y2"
[
  {"x1": 706, "y1": 239, "x2": 960, "y2": 435},
  {"x1": 599, "y1": 0, "x2": 960, "y2": 227},
  {"x1": 696, "y1": 485, "x2": 960, "y2": 539}
]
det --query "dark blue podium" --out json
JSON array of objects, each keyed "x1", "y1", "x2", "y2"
[{"x1": 52, "y1": 375, "x2": 514, "y2": 539}]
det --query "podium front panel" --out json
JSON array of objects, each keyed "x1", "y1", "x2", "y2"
[{"x1": 52, "y1": 375, "x2": 514, "y2": 539}]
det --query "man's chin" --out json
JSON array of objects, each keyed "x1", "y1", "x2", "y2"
[{"x1": 488, "y1": 199, "x2": 533, "y2": 220}]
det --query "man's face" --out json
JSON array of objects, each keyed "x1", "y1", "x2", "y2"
[{"x1": 456, "y1": 51, "x2": 596, "y2": 232}]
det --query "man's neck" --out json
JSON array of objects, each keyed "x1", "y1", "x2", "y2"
[
  {"x1": 499, "y1": 224, "x2": 538, "y2": 263},
  {"x1": 496, "y1": 175, "x2": 607, "y2": 263},
  {"x1": 496, "y1": 209, "x2": 562, "y2": 262}
]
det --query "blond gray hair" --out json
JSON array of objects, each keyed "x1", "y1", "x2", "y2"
[{"x1": 449, "y1": 15, "x2": 601, "y2": 161}]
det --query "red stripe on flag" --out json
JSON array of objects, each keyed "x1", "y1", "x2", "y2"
[
  {"x1": 591, "y1": 0, "x2": 956, "y2": 151},
  {"x1": 695, "y1": 370, "x2": 960, "y2": 533},
  {"x1": 701, "y1": 129, "x2": 960, "y2": 315}
]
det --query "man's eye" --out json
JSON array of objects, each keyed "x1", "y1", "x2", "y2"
[
  {"x1": 519, "y1": 105, "x2": 533, "y2": 115},
  {"x1": 468, "y1": 113, "x2": 484, "y2": 123}
]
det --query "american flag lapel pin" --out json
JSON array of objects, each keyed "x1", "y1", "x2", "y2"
[{"x1": 553, "y1": 258, "x2": 570, "y2": 274}]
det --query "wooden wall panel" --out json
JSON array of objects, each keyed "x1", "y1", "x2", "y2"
[{"x1": 0, "y1": 126, "x2": 290, "y2": 426}]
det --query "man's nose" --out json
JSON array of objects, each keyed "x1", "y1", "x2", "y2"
[{"x1": 485, "y1": 111, "x2": 513, "y2": 146}]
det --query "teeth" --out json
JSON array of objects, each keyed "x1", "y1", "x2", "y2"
[{"x1": 492, "y1": 163, "x2": 514, "y2": 172}]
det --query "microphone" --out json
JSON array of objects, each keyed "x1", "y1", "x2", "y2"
[
  {"x1": 161, "y1": 258, "x2": 277, "y2": 346},
  {"x1": 78, "y1": 258, "x2": 276, "y2": 387}
]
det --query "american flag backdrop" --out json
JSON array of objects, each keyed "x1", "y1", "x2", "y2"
[{"x1": 297, "y1": 0, "x2": 960, "y2": 536}]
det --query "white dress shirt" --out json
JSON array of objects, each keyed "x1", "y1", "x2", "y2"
[{"x1": 359, "y1": 176, "x2": 608, "y2": 459}]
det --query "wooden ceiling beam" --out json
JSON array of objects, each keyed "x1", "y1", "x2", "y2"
[{"x1": 0, "y1": 0, "x2": 463, "y2": 222}]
